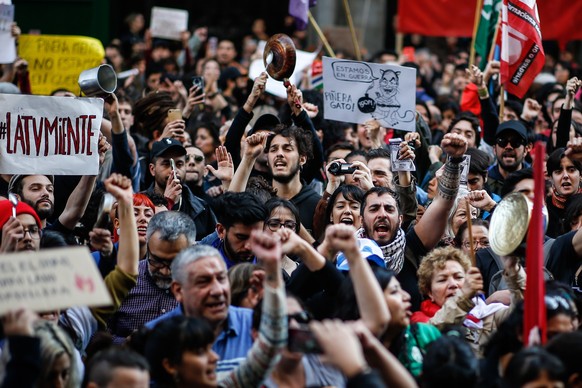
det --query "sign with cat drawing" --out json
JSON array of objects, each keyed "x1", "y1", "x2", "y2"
[{"x1": 322, "y1": 56, "x2": 417, "y2": 131}]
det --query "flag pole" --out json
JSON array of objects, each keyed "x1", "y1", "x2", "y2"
[
  {"x1": 499, "y1": 84, "x2": 505, "y2": 121},
  {"x1": 470, "y1": 0, "x2": 484, "y2": 68},
  {"x1": 524, "y1": 142, "x2": 547, "y2": 346},
  {"x1": 308, "y1": 10, "x2": 336, "y2": 58},
  {"x1": 465, "y1": 200, "x2": 476, "y2": 266},
  {"x1": 342, "y1": 0, "x2": 362, "y2": 61},
  {"x1": 488, "y1": 17, "x2": 502, "y2": 62}
]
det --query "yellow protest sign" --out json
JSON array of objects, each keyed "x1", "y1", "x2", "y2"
[{"x1": 18, "y1": 34, "x2": 105, "y2": 96}]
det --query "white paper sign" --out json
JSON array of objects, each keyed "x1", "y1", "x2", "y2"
[
  {"x1": 0, "y1": 246, "x2": 113, "y2": 315},
  {"x1": 249, "y1": 41, "x2": 318, "y2": 99},
  {"x1": 0, "y1": 4, "x2": 16, "y2": 64},
  {"x1": 323, "y1": 57, "x2": 417, "y2": 131},
  {"x1": 150, "y1": 7, "x2": 188, "y2": 41},
  {"x1": 0, "y1": 94, "x2": 102, "y2": 175}
]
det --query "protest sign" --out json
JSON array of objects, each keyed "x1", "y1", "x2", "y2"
[
  {"x1": 322, "y1": 57, "x2": 417, "y2": 131},
  {"x1": 0, "y1": 246, "x2": 112, "y2": 316},
  {"x1": 0, "y1": 3, "x2": 16, "y2": 64},
  {"x1": 18, "y1": 34, "x2": 104, "y2": 96},
  {"x1": 150, "y1": 7, "x2": 188, "y2": 41},
  {"x1": 0, "y1": 94, "x2": 102, "y2": 175},
  {"x1": 249, "y1": 40, "x2": 318, "y2": 99}
]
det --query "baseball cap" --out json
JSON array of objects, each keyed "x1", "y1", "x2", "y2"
[
  {"x1": 8, "y1": 175, "x2": 55, "y2": 195},
  {"x1": 0, "y1": 200, "x2": 42, "y2": 230},
  {"x1": 495, "y1": 120, "x2": 528, "y2": 142},
  {"x1": 336, "y1": 238, "x2": 385, "y2": 271},
  {"x1": 150, "y1": 138, "x2": 186, "y2": 159},
  {"x1": 247, "y1": 114, "x2": 280, "y2": 136}
]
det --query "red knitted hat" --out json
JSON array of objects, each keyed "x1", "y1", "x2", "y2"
[{"x1": 0, "y1": 200, "x2": 42, "y2": 230}]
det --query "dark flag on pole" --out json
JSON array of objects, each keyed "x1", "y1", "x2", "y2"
[{"x1": 289, "y1": 0, "x2": 317, "y2": 30}]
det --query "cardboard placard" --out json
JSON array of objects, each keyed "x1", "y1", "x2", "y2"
[
  {"x1": 0, "y1": 246, "x2": 112, "y2": 316},
  {"x1": 18, "y1": 34, "x2": 104, "y2": 96},
  {"x1": 323, "y1": 56, "x2": 417, "y2": 131},
  {"x1": 0, "y1": 3, "x2": 16, "y2": 64},
  {"x1": 0, "y1": 93, "x2": 102, "y2": 175},
  {"x1": 150, "y1": 7, "x2": 188, "y2": 41}
]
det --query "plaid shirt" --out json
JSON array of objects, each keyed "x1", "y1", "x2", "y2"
[{"x1": 107, "y1": 260, "x2": 178, "y2": 344}]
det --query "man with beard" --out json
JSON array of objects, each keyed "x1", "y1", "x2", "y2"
[
  {"x1": 0, "y1": 200, "x2": 43, "y2": 252},
  {"x1": 8, "y1": 174, "x2": 97, "y2": 240},
  {"x1": 201, "y1": 191, "x2": 267, "y2": 269},
  {"x1": 322, "y1": 133, "x2": 467, "y2": 310},
  {"x1": 144, "y1": 137, "x2": 216, "y2": 241},
  {"x1": 487, "y1": 120, "x2": 531, "y2": 196},
  {"x1": 107, "y1": 210, "x2": 196, "y2": 344},
  {"x1": 266, "y1": 125, "x2": 321, "y2": 235}
]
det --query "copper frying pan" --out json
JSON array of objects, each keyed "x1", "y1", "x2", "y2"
[{"x1": 263, "y1": 33, "x2": 301, "y2": 108}]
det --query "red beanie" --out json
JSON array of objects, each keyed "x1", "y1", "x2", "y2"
[{"x1": 0, "y1": 200, "x2": 42, "y2": 231}]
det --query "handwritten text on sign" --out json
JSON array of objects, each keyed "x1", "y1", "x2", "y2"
[
  {"x1": 0, "y1": 94, "x2": 103, "y2": 175},
  {"x1": 322, "y1": 57, "x2": 417, "y2": 131},
  {"x1": 18, "y1": 34, "x2": 104, "y2": 96},
  {"x1": 0, "y1": 246, "x2": 112, "y2": 316}
]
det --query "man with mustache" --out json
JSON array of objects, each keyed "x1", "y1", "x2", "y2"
[
  {"x1": 266, "y1": 125, "x2": 321, "y2": 235},
  {"x1": 328, "y1": 133, "x2": 467, "y2": 310},
  {"x1": 8, "y1": 174, "x2": 97, "y2": 240},
  {"x1": 200, "y1": 191, "x2": 267, "y2": 269},
  {"x1": 107, "y1": 210, "x2": 196, "y2": 344},
  {"x1": 487, "y1": 120, "x2": 532, "y2": 196}
]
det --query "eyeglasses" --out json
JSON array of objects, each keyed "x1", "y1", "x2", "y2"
[
  {"x1": 146, "y1": 250, "x2": 173, "y2": 270},
  {"x1": 266, "y1": 219, "x2": 297, "y2": 232},
  {"x1": 287, "y1": 311, "x2": 312, "y2": 324},
  {"x1": 496, "y1": 137, "x2": 525, "y2": 148},
  {"x1": 186, "y1": 155, "x2": 204, "y2": 163},
  {"x1": 462, "y1": 238, "x2": 490, "y2": 249},
  {"x1": 22, "y1": 226, "x2": 41, "y2": 240}
]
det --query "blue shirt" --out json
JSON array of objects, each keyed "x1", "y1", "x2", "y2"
[{"x1": 146, "y1": 304, "x2": 254, "y2": 374}]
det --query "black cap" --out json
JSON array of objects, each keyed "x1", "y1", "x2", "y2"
[
  {"x1": 495, "y1": 120, "x2": 528, "y2": 142},
  {"x1": 248, "y1": 114, "x2": 280, "y2": 136},
  {"x1": 150, "y1": 138, "x2": 186, "y2": 159}
]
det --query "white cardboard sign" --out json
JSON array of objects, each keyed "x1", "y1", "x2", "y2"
[
  {"x1": 0, "y1": 246, "x2": 113, "y2": 315},
  {"x1": 0, "y1": 94, "x2": 102, "y2": 175},
  {"x1": 150, "y1": 7, "x2": 188, "y2": 41},
  {"x1": 322, "y1": 56, "x2": 417, "y2": 131},
  {"x1": 0, "y1": 3, "x2": 16, "y2": 64}
]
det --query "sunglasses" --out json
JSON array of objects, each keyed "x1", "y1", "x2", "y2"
[
  {"x1": 186, "y1": 155, "x2": 204, "y2": 163},
  {"x1": 496, "y1": 137, "x2": 525, "y2": 148}
]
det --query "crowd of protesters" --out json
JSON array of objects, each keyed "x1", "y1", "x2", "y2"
[{"x1": 0, "y1": 7, "x2": 582, "y2": 388}]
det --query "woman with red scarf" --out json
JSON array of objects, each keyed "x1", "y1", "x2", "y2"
[{"x1": 410, "y1": 246, "x2": 525, "y2": 356}]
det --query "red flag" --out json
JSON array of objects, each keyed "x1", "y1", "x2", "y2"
[
  {"x1": 499, "y1": 0, "x2": 545, "y2": 98},
  {"x1": 538, "y1": 0, "x2": 582, "y2": 43},
  {"x1": 523, "y1": 142, "x2": 547, "y2": 346},
  {"x1": 397, "y1": 0, "x2": 476, "y2": 37}
]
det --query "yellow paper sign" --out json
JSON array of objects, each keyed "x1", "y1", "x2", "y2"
[
  {"x1": 0, "y1": 246, "x2": 112, "y2": 315},
  {"x1": 18, "y1": 34, "x2": 105, "y2": 96}
]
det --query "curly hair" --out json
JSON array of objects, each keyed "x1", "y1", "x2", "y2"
[
  {"x1": 417, "y1": 246, "x2": 472, "y2": 297},
  {"x1": 265, "y1": 124, "x2": 314, "y2": 161}
]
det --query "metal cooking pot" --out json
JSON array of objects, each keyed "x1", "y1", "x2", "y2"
[{"x1": 78, "y1": 64, "x2": 117, "y2": 97}]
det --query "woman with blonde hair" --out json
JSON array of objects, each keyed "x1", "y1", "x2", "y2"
[{"x1": 411, "y1": 246, "x2": 525, "y2": 355}]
